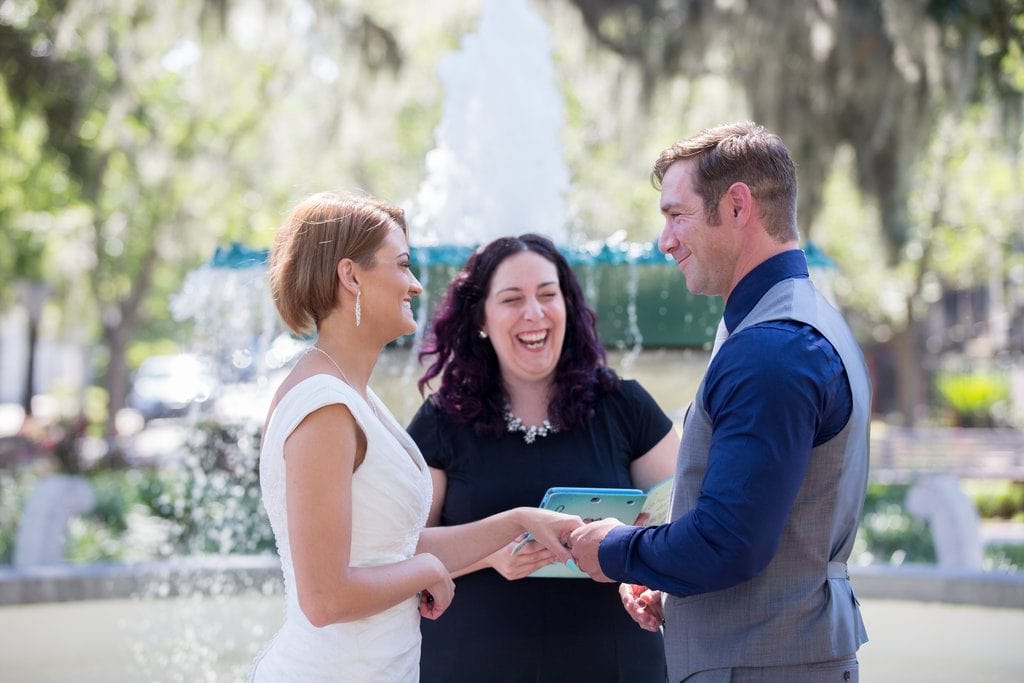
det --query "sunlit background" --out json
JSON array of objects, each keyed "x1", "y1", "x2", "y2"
[{"x1": 1, "y1": 1, "x2": 1023, "y2": 681}]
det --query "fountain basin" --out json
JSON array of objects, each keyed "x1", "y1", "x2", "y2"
[{"x1": 202, "y1": 242, "x2": 723, "y2": 349}]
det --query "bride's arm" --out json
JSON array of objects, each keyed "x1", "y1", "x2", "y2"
[
  {"x1": 421, "y1": 467, "x2": 561, "y2": 579},
  {"x1": 416, "y1": 472, "x2": 581, "y2": 574},
  {"x1": 286, "y1": 404, "x2": 449, "y2": 627}
]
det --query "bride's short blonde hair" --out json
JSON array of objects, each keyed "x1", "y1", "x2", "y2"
[{"x1": 269, "y1": 191, "x2": 407, "y2": 335}]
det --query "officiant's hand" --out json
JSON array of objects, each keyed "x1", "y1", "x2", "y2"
[
  {"x1": 567, "y1": 517, "x2": 623, "y2": 582},
  {"x1": 619, "y1": 583, "x2": 664, "y2": 632},
  {"x1": 490, "y1": 534, "x2": 558, "y2": 580}
]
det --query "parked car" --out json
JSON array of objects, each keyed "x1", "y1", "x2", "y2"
[{"x1": 127, "y1": 354, "x2": 219, "y2": 421}]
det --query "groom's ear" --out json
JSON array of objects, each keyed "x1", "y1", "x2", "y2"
[{"x1": 725, "y1": 182, "x2": 753, "y2": 227}]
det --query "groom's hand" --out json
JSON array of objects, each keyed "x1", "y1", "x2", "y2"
[
  {"x1": 567, "y1": 517, "x2": 622, "y2": 582},
  {"x1": 619, "y1": 583, "x2": 665, "y2": 632}
]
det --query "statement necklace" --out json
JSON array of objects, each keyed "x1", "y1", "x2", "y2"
[{"x1": 503, "y1": 403, "x2": 557, "y2": 445}]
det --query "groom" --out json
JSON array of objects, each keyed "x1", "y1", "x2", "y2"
[{"x1": 569, "y1": 122, "x2": 871, "y2": 682}]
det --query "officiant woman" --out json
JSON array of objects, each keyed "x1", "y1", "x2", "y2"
[{"x1": 408, "y1": 233, "x2": 678, "y2": 682}]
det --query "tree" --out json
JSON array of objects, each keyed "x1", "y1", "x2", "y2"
[
  {"x1": 0, "y1": 0, "x2": 418, "y2": 433},
  {"x1": 2, "y1": 0, "x2": 265, "y2": 431},
  {"x1": 814, "y1": 106, "x2": 1024, "y2": 423},
  {"x1": 0, "y1": 69, "x2": 75, "y2": 415},
  {"x1": 563, "y1": 0, "x2": 1023, "y2": 260},
  {"x1": 562, "y1": 0, "x2": 1024, "y2": 425}
]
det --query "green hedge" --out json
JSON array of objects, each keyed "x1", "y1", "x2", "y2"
[{"x1": 935, "y1": 371, "x2": 1011, "y2": 427}]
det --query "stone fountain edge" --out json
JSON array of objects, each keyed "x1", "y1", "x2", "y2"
[{"x1": 1, "y1": 556, "x2": 1022, "y2": 609}]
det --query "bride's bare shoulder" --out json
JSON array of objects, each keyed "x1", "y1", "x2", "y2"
[{"x1": 263, "y1": 358, "x2": 322, "y2": 429}]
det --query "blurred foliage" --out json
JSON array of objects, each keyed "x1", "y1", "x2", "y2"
[
  {"x1": 0, "y1": 80, "x2": 76, "y2": 302},
  {"x1": 986, "y1": 543, "x2": 1024, "y2": 572},
  {"x1": 66, "y1": 469, "x2": 151, "y2": 563},
  {"x1": 138, "y1": 419, "x2": 273, "y2": 556},
  {"x1": 1, "y1": 418, "x2": 273, "y2": 564},
  {"x1": 125, "y1": 339, "x2": 182, "y2": 373},
  {"x1": 963, "y1": 479, "x2": 1024, "y2": 520},
  {"x1": 851, "y1": 480, "x2": 1024, "y2": 571},
  {"x1": 814, "y1": 103, "x2": 1024, "y2": 424},
  {"x1": 822, "y1": 105, "x2": 1024, "y2": 332},
  {"x1": 935, "y1": 371, "x2": 1011, "y2": 427},
  {"x1": 854, "y1": 482, "x2": 938, "y2": 565},
  {"x1": 0, "y1": 464, "x2": 43, "y2": 564},
  {"x1": 564, "y1": 0, "x2": 1024, "y2": 259},
  {"x1": 0, "y1": 0, "x2": 484, "y2": 428}
]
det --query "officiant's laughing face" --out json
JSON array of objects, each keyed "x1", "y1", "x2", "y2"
[{"x1": 481, "y1": 250, "x2": 566, "y2": 387}]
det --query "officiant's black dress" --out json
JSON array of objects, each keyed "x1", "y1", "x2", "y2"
[{"x1": 408, "y1": 380, "x2": 670, "y2": 683}]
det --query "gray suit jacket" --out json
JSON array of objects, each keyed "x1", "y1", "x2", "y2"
[{"x1": 663, "y1": 277, "x2": 870, "y2": 681}]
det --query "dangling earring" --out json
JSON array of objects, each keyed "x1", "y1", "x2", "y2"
[
  {"x1": 478, "y1": 329, "x2": 487, "y2": 339},
  {"x1": 355, "y1": 291, "x2": 362, "y2": 327}
]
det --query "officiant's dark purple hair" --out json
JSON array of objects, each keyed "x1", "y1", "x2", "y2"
[{"x1": 416, "y1": 233, "x2": 618, "y2": 437}]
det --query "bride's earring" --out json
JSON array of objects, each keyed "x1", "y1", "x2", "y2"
[{"x1": 355, "y1": 291, "x2": 362, "y2": 327}]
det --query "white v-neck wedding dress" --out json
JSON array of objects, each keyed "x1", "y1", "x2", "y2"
[{"x1": 250, "y1": 374, "x2": 432, "y2": 682}]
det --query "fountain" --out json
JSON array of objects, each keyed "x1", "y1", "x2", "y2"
[
  {"x1": 171, "y1": 0, "x2": 721, "y2": 368},
  {"x1": 409, "y1": 0, "x2": 570, "y2": 246}
]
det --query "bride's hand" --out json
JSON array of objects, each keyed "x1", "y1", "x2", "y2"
[
  {"x1": 419, "y1": 574, "x2": 455, "y2": 620},
  {"x1": 516, "y1": 508, "x2": 583, "y2": 564}
]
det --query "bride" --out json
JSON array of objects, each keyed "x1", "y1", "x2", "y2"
[{"x1": 250, "y1": 192, "x2": 582, "y2": 682}]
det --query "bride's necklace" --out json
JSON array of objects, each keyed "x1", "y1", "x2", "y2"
[
  {"x1": 309, "y1": 345, "x2": 379, "y2": 417},
  {"x1": 503, "y1": 403, "x2": 557, "y2": 445}
]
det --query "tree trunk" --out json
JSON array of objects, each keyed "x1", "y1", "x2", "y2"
[
  {"x1": 15, "y1": 280, "x2": 50, "y2": 418},
  {"x1": 92, "y1": 213, "x2": 159, "y2": 437},
  {"x1": 102, "y1": 319, "x2": 134, "y2": 438},
  {"x1": 892, "y1": 312, "x2": 926, "y2": 428},
  {"x1": 21, "y1": 315, "x2": 39, "y2": 417}
]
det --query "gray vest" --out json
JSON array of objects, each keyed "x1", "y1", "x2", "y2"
[{"x1": 663, "y1": 277, "x2": 871, "y2": 681}]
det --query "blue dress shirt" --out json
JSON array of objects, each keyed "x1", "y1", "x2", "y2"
[{"x1": 598, "y1": 250, "x2": 853, "y2": 596}]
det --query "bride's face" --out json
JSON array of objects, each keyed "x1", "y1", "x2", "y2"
[{"x1": 358, "y1": 228, "x2": 422, "y2": 340}]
